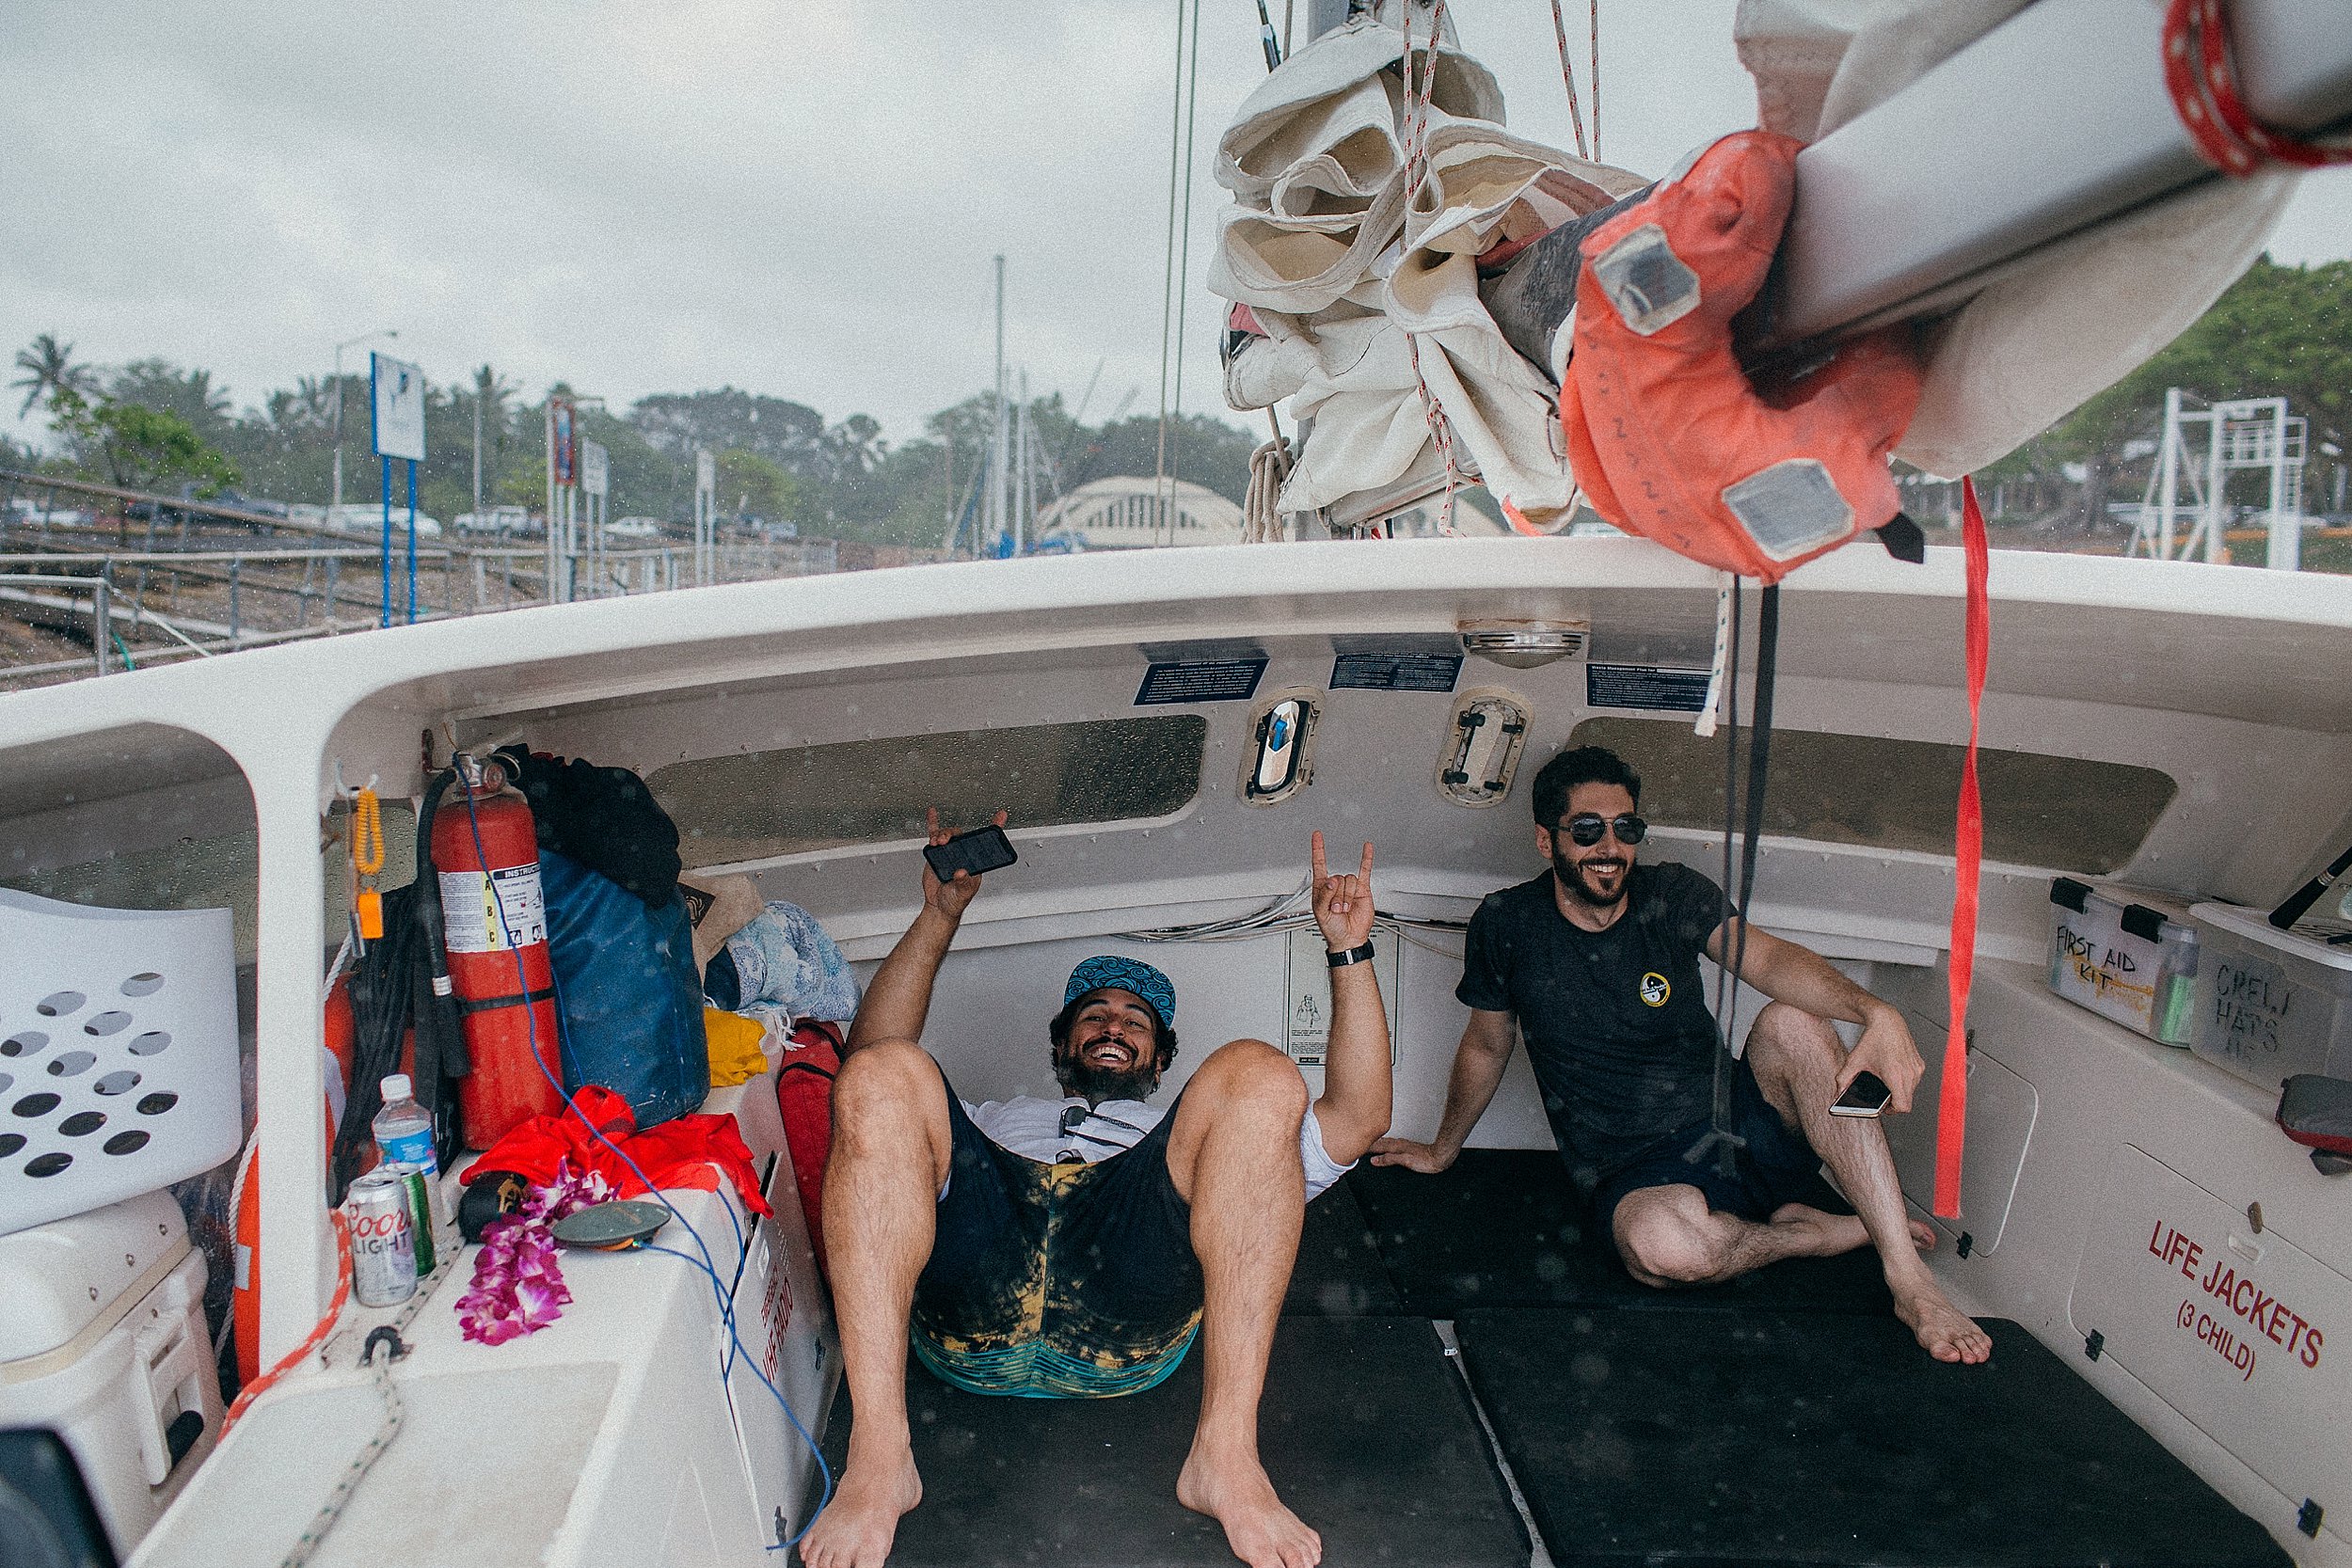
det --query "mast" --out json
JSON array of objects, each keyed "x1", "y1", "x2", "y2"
[
  {"x1": 1016, "y1": 369, "x2": 1032, "y2": 552},
  {"x1": 992, "y1": 254, "x2": 1009, "y2": 553}
]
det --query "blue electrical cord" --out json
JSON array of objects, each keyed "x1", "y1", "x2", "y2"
[{"x1": 457, "y1": 770, "x2": 834, "y2": 1550}]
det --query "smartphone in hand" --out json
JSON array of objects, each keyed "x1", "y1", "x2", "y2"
[
  {"x1": 1831, "y1": 1070, "x2": 1892, "y2": 1117},
  {"x1": 924, "y1": 824, "x2": 1018, "y2": 882}
]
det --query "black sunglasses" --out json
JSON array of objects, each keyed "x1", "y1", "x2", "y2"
[{"x1": 1560, "y1": 813, "x2": 1647, "y2": 847}]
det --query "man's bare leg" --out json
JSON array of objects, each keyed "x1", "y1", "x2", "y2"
[
  {"x1": 1743, "y1": 1004, "x2": 1993, "y2": 1364},
  {"x1": 800, "y1": 1038, "x2": 954, "y2": 1568},
  {"x1": 1164, "y1": 1039, "x2": 1323, "y2": 1568},
  {"x1": 1613, "y1": 1179, "x2": 1909, "y2": 1285}
]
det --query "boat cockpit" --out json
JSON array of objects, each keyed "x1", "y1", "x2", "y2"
[{"x1": 2, "y1": 536, "x2": 2348, "y2": 1568}]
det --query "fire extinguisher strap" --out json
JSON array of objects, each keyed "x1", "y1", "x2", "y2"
[{"x1": 453, "y1": 983, "x2": 558, "y2": 1019}]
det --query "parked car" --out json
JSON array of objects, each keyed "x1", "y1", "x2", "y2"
[{"x1": 454, "y1": 505, "x2": 536, "y2": 535}]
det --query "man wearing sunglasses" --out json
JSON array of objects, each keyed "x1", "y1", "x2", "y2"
[
  {"x1": 803, "y1": 813, "x2": 1391, "y2": 1568},
  {"x1": 1372, "y1": 745, "x2": 1989, "y2": 1367}
]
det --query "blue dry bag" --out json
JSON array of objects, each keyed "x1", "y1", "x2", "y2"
[{"x1": 538, "y1": 847, "x2": 710, "y2": 1128}]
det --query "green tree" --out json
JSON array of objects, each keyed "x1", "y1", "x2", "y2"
[
  {"x1": 110, "y1": 359, "x2": 236, "y2": 447},
  {"x1": 2044, "y1": 256, "x2": 2352, "y2": 523},
  {"x1": 714, "y1": 447, "x2": 800, "y2": 525},
  {"x1": 44, "y1": 384, "x2": 239, "y2": 494}
]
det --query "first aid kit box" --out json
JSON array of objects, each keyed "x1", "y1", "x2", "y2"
[
  {"x1": 2188, "y1": 900, "x2": 2352, "y2": 1092},
  {"x1": 2046, "y1": 878, "x2": 2199, "y2": 1045}
]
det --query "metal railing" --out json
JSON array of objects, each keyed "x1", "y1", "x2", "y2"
[{"x1": 0, "y1": 468, "x2": 944, "y2": 688}]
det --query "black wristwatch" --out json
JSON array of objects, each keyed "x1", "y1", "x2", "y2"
[{"x1": 1327, "y1": 941, "x2": 1376, "y2": 968}]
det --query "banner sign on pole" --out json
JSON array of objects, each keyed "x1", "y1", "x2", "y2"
[
  {"x1": 370, "y1": 353, "x2": 426, "y2": 462},
  {"x1": 696, "y1": 448, "x2": 715, "y2": 500},
  {"x1": 551, "y1": 399, "x2": 578, "y2": 486},
  {"x1": 581, "y1": 440, "x2": 610, "y2": 499}
]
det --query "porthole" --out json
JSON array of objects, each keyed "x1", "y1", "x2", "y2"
[
  {"x1": 1438, "y1": 689, "x2": 1532, "y2": 808},
  {"x1": 1239, "y1": 690, "x2": 1320, "y2": 807}
]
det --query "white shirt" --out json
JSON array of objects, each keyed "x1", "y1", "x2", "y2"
[{"x1": 961, "y1": 1093, "x2": 1352, "y2": 1199}]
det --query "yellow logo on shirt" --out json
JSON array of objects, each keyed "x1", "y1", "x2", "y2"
[{"x1": 1639, "y1": 972, "x2": 1671, "y2": 1006}]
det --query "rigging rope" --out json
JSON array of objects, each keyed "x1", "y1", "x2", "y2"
[
  {"x1": 1152, "y1": 0, "x2": 1188, "y2": 544},
  {"x1": 1401, "y1": 0, "x2": 1465, "y2": 535},
  {"x1": 1590, "y1": 0, "x2": 1601, "y2": 161},
  {"x1": 1244, "y1": 410, "x2": 1294, "y2": 544},
  {"x1": 1167, "y1": 0, "x2": 1206, "y2": 546},
  {"x1": 1548, "y1": 0, "x2": 1589, "y2": 160}
]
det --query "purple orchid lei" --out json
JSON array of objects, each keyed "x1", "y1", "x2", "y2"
[{"x1": 455, "y1": 1160, "x2": 614, "y2": 1345}]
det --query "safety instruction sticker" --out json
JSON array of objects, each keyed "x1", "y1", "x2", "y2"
[
  {"x1": 1281, "y1": 927, "x2": 1399, "y2": 1069},
  {"x1": 2068, "y1": 1145, "x2": 2349, "y2": 1513},
  {"x1": 1329, "y1": 650, "x2": 1462, "y2": 693},
  {"x1": 1135, "y1": 657, "x2": 1268, "y2": 705},
  {"x1": 1586, "y1": 663, "x2": 1712, "y2": 713},
  {"x1": 437, "y1": 863, "x2": 547, "y2": 953}
]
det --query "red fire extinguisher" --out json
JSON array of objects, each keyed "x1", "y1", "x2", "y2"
[{"x1": 430, "y1": 756, "x2": 564, "y2": 1146}]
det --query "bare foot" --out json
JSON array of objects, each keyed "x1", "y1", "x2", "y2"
[
  {"x1": 1892, "y1": 1277, "x2": 1994, "y2": 1365},
  {"x1": 1178, "y1": 1446, "x2": 1323, "y2": 1568},
  {"x1": 800, "y1": 1446, "x2": 922, "y2": 1568},
  {"x1": 1768, "y1": 1204, "x2": 1938, "y2": 1259}
]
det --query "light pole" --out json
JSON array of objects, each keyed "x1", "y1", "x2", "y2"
[{"x1": 329, "y1": 327, "x2": 398, "y2": 521}]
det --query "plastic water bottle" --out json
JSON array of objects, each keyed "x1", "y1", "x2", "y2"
[
  {"x1": 373, "y1": 1073, "x2": 443, "y2": 1255},
  {"x1": 373, "y1": 1073, "x2": 437, "y2": 1175}
]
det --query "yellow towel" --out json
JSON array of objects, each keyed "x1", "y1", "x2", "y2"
[{"x1": 704, "y1": 1007, "x2": 772, "y2": 1087}]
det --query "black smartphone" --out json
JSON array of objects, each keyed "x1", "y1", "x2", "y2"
[
  {"x1": 1831, "y1": 1070, "x2": 1892, "y2": 1117},
  {"x1": 923, "y1": 823, "x2": 1018, "y2": 882}
]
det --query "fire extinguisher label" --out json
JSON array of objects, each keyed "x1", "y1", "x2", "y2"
[{"x1": 438, "y1": 863, "x2": 548, "y2": 953}]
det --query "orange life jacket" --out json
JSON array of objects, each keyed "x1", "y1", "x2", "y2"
[{"x1": 1558, "y1": 130, "x2": 1924, "y2": 584}]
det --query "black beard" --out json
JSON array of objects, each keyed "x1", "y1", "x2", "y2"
[
  {"x1": 1551, "y1": 846, "x2": 1629, "y2": 910},
  {"x1": 1055, "y1": 1054, "x2": 1161, "y2": 1103},
  {"x1": 1054, "y1": 1033, "x2": 1162, "y2": 1103}
]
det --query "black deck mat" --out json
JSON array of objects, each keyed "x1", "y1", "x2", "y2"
[
  {"x1": 1285, "y1": 1179, "x2": 1406, "y2": 1317},
  {"x1": 811, "y1": 1316, "x2": 1527, "y2": 1568},
  {"x1": 1454, "y1": 1309, "x2": 2289, "y2": 1568},
  {"x1": 1349, "y1": 1148, "x2": 1895, "y2": 1315}
]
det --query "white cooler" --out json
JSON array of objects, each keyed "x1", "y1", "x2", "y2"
[{"x1": 0, "y1": 1190, "x2": 224, "y2": 1558}]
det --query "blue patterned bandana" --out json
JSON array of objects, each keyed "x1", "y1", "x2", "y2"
[{"x1": 1063, "y1": 955, "x2": 1176, "y2": 1029}]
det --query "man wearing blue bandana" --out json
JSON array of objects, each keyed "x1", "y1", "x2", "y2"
[{"x1": 803, "y1": 811, "x2": 1390, "y2": 1568}]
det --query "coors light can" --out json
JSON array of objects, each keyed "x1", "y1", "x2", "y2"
[{"x1": 346, "y1": 1168, "x2": 418, "y2": 1307}]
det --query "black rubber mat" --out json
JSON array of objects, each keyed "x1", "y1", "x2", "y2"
[
  {"x1": 1454, "y1": 1309, "x2": 2289, "y2": 1568},
  {"x1": 1349, "y1": 1148, "x2": 1895, "y2": 1315},
  {"x1": 1284, "y1": 1178, "x2": 1406, "y2": 1317},
  {"x1": 811, "y1": 1316, "x2": 1526, "y2": 1568}
]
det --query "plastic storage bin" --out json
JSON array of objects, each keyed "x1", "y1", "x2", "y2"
[
  {"x1": 2046, "y1": 879, "x2": 2200, "y2": 1045},
  {"x1": 2189, "y1": 900, "x2": 2352, "y2": 1092}
]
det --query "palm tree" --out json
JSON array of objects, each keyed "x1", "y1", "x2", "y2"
[
  {"x1": 469, "y1": 364, "x2": 519, "y2": 515},
  {"x1": 11, "y1": 333, "x2": 98, "y2": 418}
]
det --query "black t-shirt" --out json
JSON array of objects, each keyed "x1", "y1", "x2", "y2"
[{"x1": 1456, "y1": 863, "x2": 1732, "y2": 1182}]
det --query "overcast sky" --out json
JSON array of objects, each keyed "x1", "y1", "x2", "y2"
[{"x1": 6, "y1": 1, "x2": 2348, "y2": 463}]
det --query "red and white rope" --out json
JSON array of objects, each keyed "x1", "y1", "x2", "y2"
[
  {"x1": 1548, "y1": 0, "x2": 1589, "y2": 160},
  {"x1": 2163, "y1": 0, "x2": 2352, "y2": 174},
  {"x1": 1589, "y1": 0, "x2": 1600, "y2": 162}
]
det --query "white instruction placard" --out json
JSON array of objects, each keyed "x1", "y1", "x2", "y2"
[
  {"x1": 437, "y1": 863, "x2": 547, "y2": 953},
  {"x1": 1281, "y1": 927, "x2": 1399, "y2": 1069}
]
